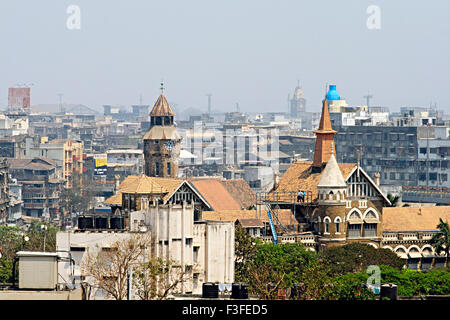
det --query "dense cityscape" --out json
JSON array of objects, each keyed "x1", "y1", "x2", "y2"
[{"x1": 0, "y1": 2, "x2": 449, "y2": 311}]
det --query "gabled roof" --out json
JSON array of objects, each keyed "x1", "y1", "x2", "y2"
[
  {"x1": 345, "y1": 165, "x2": 391, "y2": 205},
  {"x1": 274, "y1": 161, "x2": 355, "y2": 200},
  {"x1": 189, "y1": 179, "x2": 242, "y2": 211},
  {"x1": 7, "y1": 157, "x2": 58, "y2": 170},
  {"x1": 383, "y1": 206, "x2": 450, "y2": 232},
  {"x1": 104, "y1": 176, "x2": 211, "y2": 208},
  {"x1": 150, "y1": 94, "x2": 175, "y2": 117}
]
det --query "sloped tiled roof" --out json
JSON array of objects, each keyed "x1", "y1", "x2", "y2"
[
  {"x1": 150, "y1": 94, "x2": 175, "y2": 117},
  {"x1": 383, "y1": 206, "x2": 450, "y2": 232},
  {"x1": 201, "y1": 209, "x2": 298, "y2": 229},
  {"x1": 273, "y1": 161, "x2": 356, "y2": 200},
  {"x1": 104, "y1": 176, "x2": 184, "y2": 205},
  {"x1": 142, "y1": 126, "x2": 181, "y2": 140},
  {"x1": 7, "y1": 157, "x2": 58, "y2": 170},
  {"x1": 190, "y1": 179, "x2": 242, "y2": 211},
  {"x1": 104, "y1": 192, "x2": 122, "y2": 205},
  {"x1": 236, "y1": 218, "x2": 264, "y2": 228},
  {"x1": 221, "y1": 179, "x2": 256, "y2": 209}
]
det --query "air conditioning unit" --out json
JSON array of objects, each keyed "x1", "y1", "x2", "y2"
[{"x1": 17, "y1": 251, "x2": 58, "y2": 290}]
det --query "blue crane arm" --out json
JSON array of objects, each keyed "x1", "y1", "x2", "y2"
[{"x1": 266, "y1": 207, "x2": 278, "y2": 245}]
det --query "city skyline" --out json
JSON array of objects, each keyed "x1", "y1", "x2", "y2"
[{"x1": 0, "y1": 0, "x2": 449, "y2": 113}]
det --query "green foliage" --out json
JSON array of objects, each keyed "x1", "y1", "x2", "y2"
[
  {"x1": 430, "y1": 218, "x2": 450, "y2": 268},
  {"x1": 251, "y1": 242, "x2": 318, "y2": 288},
  {"x1": 234, "y1": 226, "x2": 259, "y2": 284},
  {"x1": 0, "y1": 225, "x2": 23, "y2": 261},
  {"x1": 386, "y1": 194, "x2": 399, "y2": 207},
  {"x1": 25, "y1": 222, "x2": 59, "y2": 252},
  {"x1": 379, "y1": 265, "x2": 450, "y2": 297},
  {"x1": 0, "y1": 222, "x2": 59, "y2": 284},
  {"x1": 0, "y1": 259, "x2": 14, "y2": 283},
  {"x1": 329, "y1": 273, "x2": 376, "y2": 300},
  {"x1": 323, "y1": 243, "x2": 404, "y2": 276}
]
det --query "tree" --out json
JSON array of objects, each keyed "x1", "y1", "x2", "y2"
[
  {"x1": 234, "y1": 226, "x2": 259, "y2": 283},
  {"x1": 386, "y1": 193, "x2": 399, "y2": 207},
  {"x1": 244, "y1": 242, "x2": 318, "y2": 299},
  {"x1": 430, "y1": 218, "x2": 450, "y2": 268},
  {"x1": 0, "y1": 223, "x2": 59, "y2": 284},
  {"x1": 60, "y1": 172, "x2": 98, "y2": 222},
  {"x1": 133, "y1": 257, "x2": 191, "y2": 300},
  {"x1": 81, "y1": 233, "x2": 192, "y2": 300},
  {"x1": 323, "y1": 243, "x2": 404, "y2": 276},
  {"x1": 81, "y1": 233, "x2": 151, "y2": 300},
  {"x1": 26, "y1": 222, "x2": 59, "y2": 252}
]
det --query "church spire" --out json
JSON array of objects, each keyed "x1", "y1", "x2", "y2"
[{"x1": 312, "y1": 94, "x2": 337, "y2": 169}]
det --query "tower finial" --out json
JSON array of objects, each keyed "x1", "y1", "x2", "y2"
[
  {"x1": 331, "y1": 141, "x2": 334, "y2": 154},
  {"x1": 160, "y1": 80, "x2": 164, "y2": 94}
]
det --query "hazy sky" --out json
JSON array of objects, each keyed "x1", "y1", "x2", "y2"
[{"x1": 0, "y1": 0, "x2": 449, "y2": 114}]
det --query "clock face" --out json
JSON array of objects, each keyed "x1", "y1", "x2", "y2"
[{"x1": 164, "y1": 140, "x2": 174, "y2": 152}]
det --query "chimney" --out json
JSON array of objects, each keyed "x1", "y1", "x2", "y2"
[{"x1": 374, "y1": 172, "x2": 380, "y2": 186}]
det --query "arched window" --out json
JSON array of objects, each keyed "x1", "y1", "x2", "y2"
[
  {"x1": 328, "y1": 191, "x2": 334, "y2": 200},
  {"x1": 334, "y1": 217, "x2": 342, "y2": 234},
  {"x1": 408, "y1": 247, "x2": 421, "y2": 270},
  {"x1": 324, "y1": 217, "x2": 331, "y2": 234}
]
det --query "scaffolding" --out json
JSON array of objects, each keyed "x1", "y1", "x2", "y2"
[{"x1": 256, "y1": 191, "x2": 317, "y2": 237}]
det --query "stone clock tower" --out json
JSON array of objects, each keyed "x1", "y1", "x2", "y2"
[{"x1": 143, "y1": 88, "x2": 181, "y2": 178}]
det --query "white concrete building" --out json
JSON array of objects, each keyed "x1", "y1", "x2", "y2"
[{"x1": 56, "y1": 202, "x2": 234, "y2": 299}]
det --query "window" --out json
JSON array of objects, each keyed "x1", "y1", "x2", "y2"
[
  {"x1": 185, "y1": 238, "x2": 193, "y2": 246},
  {"x1": 390, "y1": 173, "x2": 395, "y2": 180},
  {"x1": 193, "y1": 246, "x2": 199, "y2": 263},
  {"x1": 348, "y1": 224, "x2": 361, "y2": 238},
  {"x1": 334, "y1": 217, "x2": 342, "y2": 234},
  {"x1": 363, "y1": 223, "x2": 377, "y2": 237},
  {"x1": 324, "y1": 217, "x2": 331, "y2": 234},
  {"x1": 167, "y1": 162, "x2": 171, "y2": 176},
  {"x1": 155, "y1": 162, "x2": 160, "y2": 176}
]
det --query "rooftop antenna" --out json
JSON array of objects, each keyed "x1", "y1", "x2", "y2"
[
  {"x1": 139, "y1": 93, "x2": 143, "y2": 105},
  {"x1": 363, "y1": 91, "x2": 373, "y2": 108},
  {"x1": 236, "y1": 102, "x2": 240, "y2": 113},
  {"x1": 160, "y1": 80, "x2": 165, "y2": 94}
]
